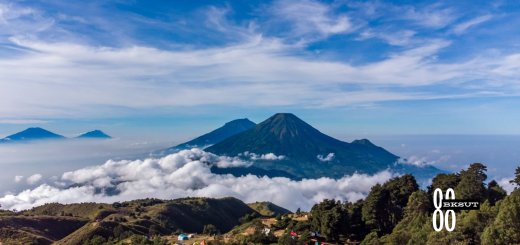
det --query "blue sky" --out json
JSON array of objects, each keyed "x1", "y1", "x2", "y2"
[{"x1": 1, "y1": 0, "x2": 520, "y2": 140}]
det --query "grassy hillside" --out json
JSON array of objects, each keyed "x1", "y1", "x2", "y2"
[
  {"x1": 0, "y1": 216, "x2": 88, "y2": 245},
  {"x1": 26, "y1": 203, "x2": 116, "y2": 220},
  {"x1": 147, "y1": 197, "x2": 260, "y2": 233},
  {"x1": 248, "y1": 202, "x2": 292, "y2": 217},
  {"x1": 0, "y1": 197, "x2": 259, "y2": 245}
]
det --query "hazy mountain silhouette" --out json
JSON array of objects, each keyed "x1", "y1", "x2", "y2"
[
  {"x1": 164, "y1": 118, "x2": 256, "y2": 153},
  {"x1": 206, "y1": 113, "x2": 442, "y2": 179},
  {"x1": 76, "y1": 130, "x2": 112, "y2": 139},
  {"x1": 1, "y1": 127, "x2": 65, "y2": 142}
]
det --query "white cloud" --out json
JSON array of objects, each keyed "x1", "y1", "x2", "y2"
[
  {"x1": 452, "y1": 15, "x2": 492, "y2": 35},
  {"x1": 0, "y1": 149, "x2": 393, "y2": 211},
  {"x1": 14, "y1": 175, "x2": 23, "y2": 182},
  {"x1": 243, "y1": 152, "x2": 286, "y2": 161},
  {"x1": 401, "y1": 5, "x2": 456, "y2": 29},
  {"x1": 358, "y1": 29, "x2": 416, "y2": 46},
  {"x1": 497, "y1": 177, "x2": 516, "y2": 194},
  {"x1": 26, "y1": 174, "x2": 42, "y2": 185},
  {"x1": 270, "y1": 0, "x2": 357, "y2": 37},
  {"x1": 398, "y1": 155, "x2": 451, "y2": 167},
  {"x1": 317, "y1": 153, "x2": 335, "y2": 162},
  {"x1": 0, "y1": 3, "x2": 53, "y2": 35}
]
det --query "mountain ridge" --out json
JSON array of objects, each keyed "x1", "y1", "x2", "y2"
[{"x1": 163, "y1": 118, "x2": 256, "y2": 153}]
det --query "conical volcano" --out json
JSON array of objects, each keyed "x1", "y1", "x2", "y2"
[
  {"x1": 206, "y1": 113, "x2": 400, "y2": 178},
  {"x1": 76, "y1": 130, "x2": 112, "y2": 139},
  {"x1": 2, "y1": 127, "x2": 65, "y2": 141}
]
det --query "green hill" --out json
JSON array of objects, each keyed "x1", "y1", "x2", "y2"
[
  {"x1": 26, "y1": 203, "x2": 116, "y2": 220},
  {"x1": 1, "y1": 197, "x2": 259, "y2": 245},
  {"x1": 0, "y1": 216, "x2": 88, "y2": 245},
  {"x1": 247, "y1": 202, "x2": 292, "y2": 217}
]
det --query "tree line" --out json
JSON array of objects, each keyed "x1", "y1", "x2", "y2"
[{"x1": 217, "y1": 164, "x2": 520, "y2": 245}]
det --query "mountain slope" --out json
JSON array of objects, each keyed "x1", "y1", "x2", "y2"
[
  {"x1": 165, "y1": 118, "x2": 256, "y2": 152},
  {"x1": 206, "y1": 113, "x2": 400, "y2": 178},
  {"x1": 1, "y1": 127, "x2": 65, "y2": 142},
  {"x1": 76, "y1": 130, "x2": 112, "y2": 139},
  {"x1": 4, "y1": 197, "x2": 260, "y2": 244},
  {"x1": 248, "y1": 202, "x2": 292, "y2": 217},
  {"x1": 0, "y1": 216, "x2": 88, "y2": 245}
]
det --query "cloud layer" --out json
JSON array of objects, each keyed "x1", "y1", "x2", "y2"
[{"x1": 0, "y1": 149, "x2": 392, "y2": 211}]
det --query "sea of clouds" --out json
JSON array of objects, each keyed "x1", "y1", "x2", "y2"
[{"x1": 0, "y1": 149, "x2": 393, "y2": 211}]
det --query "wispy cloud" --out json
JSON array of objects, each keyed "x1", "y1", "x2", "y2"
[
  {"x1": 0, "y1": 0, "x2": 518, "y2": 123},
  {"x1": 269, "y1": 0, "x2": 358, "y2": 38},
  {"x1": 452, "y1": 15, "x2": 492, "y2": 35},
  {"x1": 357, "y1": 29, "x2": 417, "y2": 46},
  {"x1": 2, "y1": 34, "x2": 518, "y2": 118},
  {"x1": 401, "y1": 5, "x2": 456, "y2": 29},
  {"x1": 398, "y1": 155, "x2": 451, "y2": 167},
  {"x1": 0, "y1": 119, "x2": 50, "y2": 124}
]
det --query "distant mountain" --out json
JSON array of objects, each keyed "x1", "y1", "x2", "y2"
[
  {"x1": 1, "y1": 127, "x2": 65, "y2": 142},
  {"x1": 206, "y1": 113, "x2": 443, "y2": 179},
  {"x1": 76, "y1": 130, "x2": 112, "y2": 139},
  {"x1": 163, "y1": 118, "x2": 256, "y2": 153}
]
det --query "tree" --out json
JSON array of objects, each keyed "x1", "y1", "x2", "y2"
[
  {"x1": 360, "y1": 232, "x2": 380, "y2": 245},
  {"x1": 83, "y1": 235, "x2": 106, "y2": 245},
  {"x1": 455, "y1": 163, "x2": 488, "y2": 201},
  {"x1": 277, "y1": 231, "x2": 298, "y2": 245},
  {"x1": 149, "y1": 225, "x2": 158, "y2": 236},
  {"x1": 487, "y1": 180, "x2": 507, "y2": 206},
  {"x1": 363, "y1": 184, "x2": 391, "y2": 234},
  {"x1": 239, "y1": 213, "x2": 257, "y2": 224},
  {"x1": 298, "y1": 230, "x2": 310, "y2": 245},
  {"x1": 427, "y1": 173, "x2": 460, "y2": 211},
  {"x1": 348, "y1": 199, "x2": 368, "y2": 241},
  {"x1": 275, "y1": 214, "x2": 282, "y2": 221},
  {"x1": 481, "y1": 190, "x2": 520, "y2": 245},
  {"x1": 114, "y1": 224, "x2": 124, "y2": 240},
  {"x1": 428, "y1": 173, "x2": 461, "y2": 194},
  {"x1": 309, "y1": 199, "x2": 349, "y2": 242},
  {"x1": 510, "y1": 166, "x2": 520, "y2": 189},
  {"x1": 273, "y1": 214, "x2": 294, "y2": 230},
  {"x1": 362, "y1": 174, "x2": 419, "y2": 235},
  {"x1": 203, "y1": 224, "x2": 218, "y2": 236},
  {"x1": 379, "y1": 190, "x2": 432, "y2": 245},
  {"x1": 247, "y1": 219, "x2": 276, "y2": 244}
]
